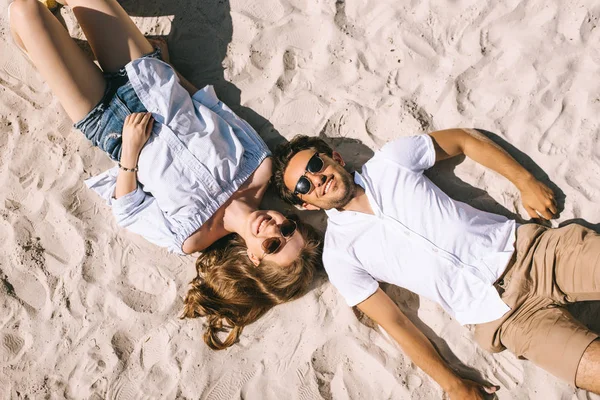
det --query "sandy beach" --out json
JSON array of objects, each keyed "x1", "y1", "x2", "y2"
[{"x1": 1, "y1": 0, "x2": 600, "y2": 398}]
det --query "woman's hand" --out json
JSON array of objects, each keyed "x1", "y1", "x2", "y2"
[
  {"x1": 446, "y1": 378, "x2": 498, "y2": 400},
  {"x1": 121, "y1": 112, "x2": 154, "y2": 167}
]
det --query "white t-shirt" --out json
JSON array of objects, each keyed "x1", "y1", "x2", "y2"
[{"x1": 323, "y1": 135, "x2": 515, "y2": 325}]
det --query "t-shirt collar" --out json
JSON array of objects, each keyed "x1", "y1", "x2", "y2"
[{"x1": 324, "y1": 171, "x2": 381, "y2": 220}]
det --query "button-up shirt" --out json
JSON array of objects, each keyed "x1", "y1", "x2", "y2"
[
  {"x1": 323, "y1": 135, "x2": 515, "y2": 325},
  {"x1": 84, "y1": 58, "x2": 271, "y2": 254}
]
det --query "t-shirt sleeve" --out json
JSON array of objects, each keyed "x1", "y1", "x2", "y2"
[
  {"x1": 323, "y1": 250, "x2": 379, "y2": 307},
  {"x1": 379, "y1": 134, "x2": 436, "y2": 172}
]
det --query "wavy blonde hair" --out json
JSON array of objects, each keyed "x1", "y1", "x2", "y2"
[{"x1": 181, "y1": 217, "x2": 322, "y2": 350}]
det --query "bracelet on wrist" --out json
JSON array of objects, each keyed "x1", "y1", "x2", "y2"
[{"x1": 118, "y1": 162, "x2": 139, "y2": 172}]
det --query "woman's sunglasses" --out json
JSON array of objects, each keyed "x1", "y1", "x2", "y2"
[
  {"x1": 293, "y1": 152, "x2": 325, "y2": 195},
  {"x1": 260, "y1": 218, "x2": 298, "y2": 258}
]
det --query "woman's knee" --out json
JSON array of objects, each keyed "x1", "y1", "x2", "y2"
[{"x1": 9, "y1": 0, "x2": 47, "y2": 30}]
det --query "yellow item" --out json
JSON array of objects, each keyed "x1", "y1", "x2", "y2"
[{"x1": 40, "y1": 0, "x2": 58, "y2": 10}]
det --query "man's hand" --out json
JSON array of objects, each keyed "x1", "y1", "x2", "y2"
[
  {"x1": 446, "y1": 378, "x2": 498, "y2": 400},
  {"x1": 517, "y1": 175, "x2": 557, "y2": 220}
]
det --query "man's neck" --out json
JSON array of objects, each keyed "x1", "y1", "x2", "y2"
[{"x1": 339, "y1": 185, "x2": 374, "y2": 215}]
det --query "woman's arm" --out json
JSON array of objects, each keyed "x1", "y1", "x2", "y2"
[
  {"x1": 357, "y1": 288, "x2": 497, "y2": 400},
  {"x1": 115, "y1": 112, "x2": 153, "y2": 198}
]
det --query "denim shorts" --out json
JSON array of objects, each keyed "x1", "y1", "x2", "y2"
[{"x1": 73, "y1": 48, "x2": 161, "y2": 161}]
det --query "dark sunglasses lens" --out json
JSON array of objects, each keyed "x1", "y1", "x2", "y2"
[
  {"x1": 280, "y1": 220, "x2": 297, "y2": 238},
  {"x1": 295, "y1": 176, "x2": 312, "y2": 195},
  {"x1": 306, "y1": 154, "x2": 324, "y2": 173},
  {"x1": 262, "y1": 237, "x2": 282, "y2": 255}
]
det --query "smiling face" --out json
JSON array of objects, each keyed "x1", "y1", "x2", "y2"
[
  {"x1": 244, "y1": 210, "x2": 306, "y2": 266},
  {"x1": 283, "y1": 149, "x2": 356, "y2": 210}
]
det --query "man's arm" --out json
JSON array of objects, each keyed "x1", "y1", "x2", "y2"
[
  {"x1": 358, "y1": 288, "x2": 496, "y2": 400},
  {"x1": 429, "y1": 128, "x2": 557, "y2": 219}
]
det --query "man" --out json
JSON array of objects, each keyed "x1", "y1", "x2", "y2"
[{"x1": 272, "y1": 129, "x2": 600, "y2": 399}]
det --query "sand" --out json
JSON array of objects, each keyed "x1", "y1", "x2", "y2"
[{"x1": 1, "y1": 0, "x2": 600, "y2": 398}]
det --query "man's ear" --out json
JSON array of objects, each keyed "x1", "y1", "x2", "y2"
[
  {"x1": 246, "y1": 249, "x2": 261, "y2": 266},
  {"x1": 301, "y1": 202, "x2": 321, "y2": 211},
  {"x1": 332, "y1": 151, "x2": 346, "y2": 167}
]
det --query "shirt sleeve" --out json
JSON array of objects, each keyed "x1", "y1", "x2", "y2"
[
  {"x1": 379, "y1": 134, "x2": 436, "y2": 172},
  {"x1": 111, "y1": 187, "x2": 184, "y2": 254},
  {"x1": 323, "y1": 250, "x2": 379, "y2": 307},
  {"x1": 84, "y1": 169, "x2": 184, "y2": 255}
]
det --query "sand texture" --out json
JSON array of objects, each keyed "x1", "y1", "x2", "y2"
[{"x1": 1, "y1": 0, "x2": 600, "y2": 398}]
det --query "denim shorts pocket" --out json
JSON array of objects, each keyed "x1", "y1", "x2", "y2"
[
  {"x1": 115, "y1": 83, "x2": 146, "y2": 114},
  {"x1": 98, "y1": 94, "x2": 131, "y2": 161}
]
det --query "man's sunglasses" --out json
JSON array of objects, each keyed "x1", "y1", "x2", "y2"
[
  {"x1": 261, "y1": 218, "x2": 298, "y2": 258},
  {"x1": 293, "y1": 152, "x2": 325, "y2": 195}
]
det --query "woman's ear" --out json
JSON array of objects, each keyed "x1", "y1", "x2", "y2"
[
  {"x1": 246, "y1": 249, "x2": 261, "y2": 266},
  {"x1": 332, "y1": 151, "x2": 345, "y2": 167}
]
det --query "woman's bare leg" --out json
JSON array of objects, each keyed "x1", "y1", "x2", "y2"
[
  {"x1": 9, "y1": 0, "x2": 106, "y2": 122},
  {"x1": 67, "y1": 0, "x2": 154, "y2": 73}
]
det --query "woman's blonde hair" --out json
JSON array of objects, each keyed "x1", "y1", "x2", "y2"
[{"x1": 181, "y1": 217, "x2": 322, "y2": 350}]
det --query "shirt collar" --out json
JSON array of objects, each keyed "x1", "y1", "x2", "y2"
[{"x1": 324, "y1": 171, "x2": 381, "y2": 221}]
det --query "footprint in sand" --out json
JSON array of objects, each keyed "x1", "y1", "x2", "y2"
[
  {"x1": 3, "y1": 255, "x2": 48, "y2": 313},
  {"x1": 0, "y1": 115, "x2": 19, "y2": 168},
  {"x1": 231, "y1": 0, "x2": 287, "y2": 24},
  {"x1": 475, "y1": 347, "x2": 524, "y2": 390},
  {"x1": 333, "y1": 0, "x2": 364, "y2": 39},
  {"x1": 34, "y1": 204, "x2": 86, "y2": 278},
  {"x1": 310, "y1": 337, "x2": 410, "y2": 399},
  {"x1": 201, "y1": 362, "x2": 261, "y2": 400},
  {"x1": 0, "y1": 67, "x2": 49, "y2": 112},
  {"x1": 564, "y1": 154, "x2": 600, "y2": 202},
  {"x1": 109, "y1": 323, "x2": 181, "y2": 400},
  {"x1": 81, "y1": 235, "x2": 114, "y2": 285},
  {"x1": 580, "y1": 5, "x2": 600, "y2": 44},
  {"x1": 275, "y1": 49, "x2": 300, "y2": 93},
  {"x1": 271, "y1": 92, "x2": 326, "y2": 133},
  {"x1": 110, "y1": 331, "x2": 135, "y2": 363},
  {"x1": 321, "y1": 104, "x2": 369, "y2": 142},
  {"x1": 115, "y1": 258, "x2": 177, "y2": 314},
  {"x1": 538, "y1": 99, "x2": 580, "y2": 156},
  {"x1": 66, "y1": 350, "x2": 109, "y2": 399},
  {"x1": 295, "y1": 362, "x2": 326, "y2": 400},
  {"x1": 365, "y1": 97, "x2": 432, "y2": 147},
  {"x1": 0, "y1": 330, "x2": 29, "y2": 366}
]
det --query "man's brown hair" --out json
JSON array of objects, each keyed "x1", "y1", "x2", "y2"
[{"x1": 272, "y1": 135, "x2": 334, "y2": 206}]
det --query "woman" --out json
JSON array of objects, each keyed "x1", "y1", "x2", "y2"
[{"x1": 9, "y1": 0, "x2": 321, "y2": 349}]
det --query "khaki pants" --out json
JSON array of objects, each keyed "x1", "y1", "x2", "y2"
[{"x1": 475, "y1": 223, "x2": 600, "y2": 385}]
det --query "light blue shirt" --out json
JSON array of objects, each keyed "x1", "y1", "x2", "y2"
[
  {"x1": 323, "y1": 135, "x2": 516, "y2": 325},
  {"x1": 85, "y1": 58, "x2": 271, "y2": 254}
]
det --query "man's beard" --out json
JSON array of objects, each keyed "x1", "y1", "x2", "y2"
[{"x1": 325, "y1": 171, "x2": 356, "y2": 209}]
